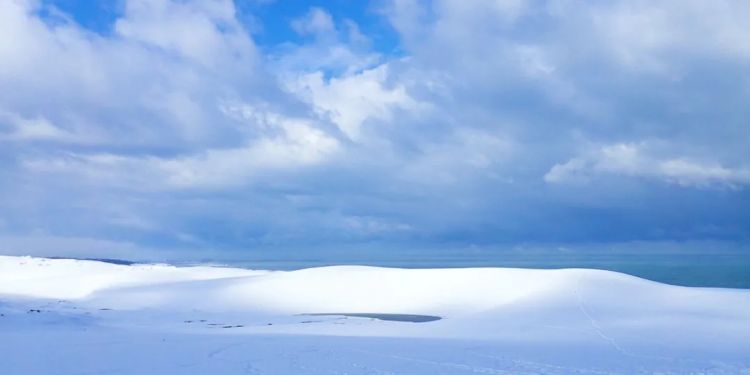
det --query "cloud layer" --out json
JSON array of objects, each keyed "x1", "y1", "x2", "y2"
[{"x1": 1, "y1": 0, "x2": 748, "y2": 258}]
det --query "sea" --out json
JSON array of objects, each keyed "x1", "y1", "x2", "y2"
[
  {"x1": 203, "y1": 244, "x2": 750, "y2": 289},
  {"x1": 68, "y1": 242, "x2": 750, "y2": 289}
]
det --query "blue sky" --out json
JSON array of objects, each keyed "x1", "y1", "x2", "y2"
[{"x1": 0, "y1": 0, "x2": 748, "y2": 261}]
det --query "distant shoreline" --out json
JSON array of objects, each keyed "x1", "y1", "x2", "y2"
[{"x1": 21, "y1": 254, "x2": 750, "y2": 290}]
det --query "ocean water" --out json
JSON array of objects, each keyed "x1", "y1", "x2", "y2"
[
  {"x1": 66, "y1": 243, "x2": 749, "y2": 289},
  {"x1": 213, "y1": 248, "x2": 750, "y2": 289}
]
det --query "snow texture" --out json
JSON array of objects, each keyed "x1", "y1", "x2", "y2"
[{"x1": 1, "y1": 255, "x2": 749, "y2": 374}]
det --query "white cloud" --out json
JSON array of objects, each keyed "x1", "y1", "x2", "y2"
[
  {"x1": 588, "y1": 0, "x2": 750, "y2": 71},
  {"x1": 545, "y1": 143, "x2": 750, "y2": 189},
  {"x1": 343, "y1": 216, "x2": 412, "y2": 235},
  {"x1": 287, "y1": 64, "x2": 423, "y2": 141},
  {"x1": 0, "y1": 0, "x2": 264, "y2": 149},
  {"x1": 2, "y1": 0, "x2": 349, "y2": 191},
  {"x1": 291, "y1": 7, "x2": 335, "y2": 37},
  {"x1": 154, "y1": 116, "x2": 340, "y2": 189},
  {"x1": 397, "y1": 129, "x2": 516, "y2": 187},
  {"x1": 273, "y1": 8, "x2": 378, "y2": 75},
  {"x1": 2, "y1": 0, "x2": 750, "y2": 251},
  {"x1": 25, "y1": 107, "x2": 340, "y2": 190},
  {"x1": 115, "y1": 0, "x2": 256, "y2": 67},
  {"x1": 0, "y1": 112, "x2": 69, "y2": 141},
  {"x1": 434, "y1": 0, "x2": 530, "y2": 27}
]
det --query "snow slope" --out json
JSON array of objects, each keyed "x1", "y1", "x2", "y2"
[{"x1": 1, "y1": 255, "x2": 749, "y2": 374}]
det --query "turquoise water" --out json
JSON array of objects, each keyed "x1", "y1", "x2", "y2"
[
  {"x1": 214, "y1": 249, "x2": 750, "y2": 289},
  {"x1": 73, "y1": 244, "x2": 750, "y2": 289}
]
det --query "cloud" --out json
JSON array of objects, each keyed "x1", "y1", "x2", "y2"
[
  {"x1": 0, "y1": 0, "x2": 274, "y2": 151},
  {"x1": 291, "y1": 7, "x2": 335, "y2": 37},
  {"x1": 545, "y1": 143, "x2": 750, "y2": 188},
  {"x1": 115, "y1": 0, "x2": 256, "y2": 66},
  {"x1": 287, "y1": 64, "x2": 423, "y2": 141},
  {"x1": 272, "y1": 7, "x2": 379, "y2": 75},
  {"x1": 588, "y1": 0, "x2": 750, "y2": 71},
  {"x1": 0, "y1": 112, "x2": 77, "y2": 142},
  {"x1": 25, "y1": 107, "x2": 340, "y2": 190},
  {"x1": 0, "y1": 234, "x2": 153, "y2": 260},
  {"x1": 1, "y1": 0, "x2": 749, "y2": 257}
]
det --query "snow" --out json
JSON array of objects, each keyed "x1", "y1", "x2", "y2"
[{"x1": 1, "y1": 255, "x2": 749, "y2": 374}]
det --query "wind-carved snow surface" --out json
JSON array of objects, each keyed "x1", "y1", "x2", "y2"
[{"x1": 1, "y1": 256, "x2": 749, "y2": 374}]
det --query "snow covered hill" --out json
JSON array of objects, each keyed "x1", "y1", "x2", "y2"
[{"x1": 1, "y1": 255, "x2": 749, "y2": 374}]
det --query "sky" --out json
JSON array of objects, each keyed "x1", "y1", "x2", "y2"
[{"x1": 0, "y1": 0, "x2": 749, "y2": 261}]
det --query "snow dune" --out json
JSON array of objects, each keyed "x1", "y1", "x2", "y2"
[{"x1": 1, "y1": 255, "x2": 749, "y2": 374}]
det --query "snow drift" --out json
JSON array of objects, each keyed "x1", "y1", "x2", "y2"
[{"x1": 1, "y1": 255, "x2": 749, "y2": 374}]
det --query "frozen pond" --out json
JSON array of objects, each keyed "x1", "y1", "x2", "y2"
[{"x1": 304, "y1": 313, "x2": 442, "y2": 323}]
